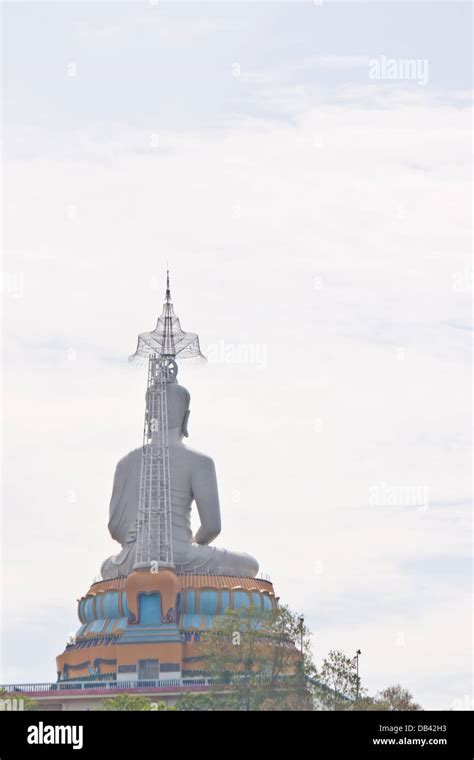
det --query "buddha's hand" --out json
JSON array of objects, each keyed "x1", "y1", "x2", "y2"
[{"x1": 193, "y1": 522, "x2": 220, "y2": 545}]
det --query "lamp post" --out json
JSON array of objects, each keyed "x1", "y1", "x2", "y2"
[
  {"x1": 298, "y1": 615, "x2": 304, "y2": 655},
  {"x1": 355, "y1": 649, "x2": 362, "y2": 701}
]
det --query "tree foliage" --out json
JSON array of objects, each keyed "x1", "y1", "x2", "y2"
[
  {"x1": 316, "y1": 653, "x2": 423, "y2": 712},
  {"x1": 190, "y1": 604, "x2": 316, "y2": 711},
  {"x1": 96, "y1": 693, "x2": 155, "y2": 711},
  {"x1": 175, "y1": 693, "x2": 219, "y2": 711},
  {"x1": 317, "y1": 650, "x2": 360, "y2": 710},
  {"x1": 375, "y1": 685, "x2": 423, "y2": 711},
  {"x1": 0, "y1": 689, "x2": 37, "y2": 711}
]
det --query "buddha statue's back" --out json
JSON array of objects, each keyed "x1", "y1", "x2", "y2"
[{"x1": 101, "y1": 381, "x2": 259, "y2": 579}]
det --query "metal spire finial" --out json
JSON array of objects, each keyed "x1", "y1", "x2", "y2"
[{"x1": 130, "y1": 273, "x2": 206, "y2": 365}]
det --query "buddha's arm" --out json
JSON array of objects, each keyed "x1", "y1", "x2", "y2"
[
  {"x1": 191, "y1": 456, "x2": 222, "y2": 545},
  {"x1": 108, "y1": 455, "x2": 129, "y2": 544}
]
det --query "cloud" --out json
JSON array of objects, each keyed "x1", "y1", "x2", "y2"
[{"x1": 308, "y1": 55, "x2": 370, "y2": 70}]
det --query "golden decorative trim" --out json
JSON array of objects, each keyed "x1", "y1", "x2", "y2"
[{"x1": 85, "y1": 574, "x2": 274, "y2": 599}]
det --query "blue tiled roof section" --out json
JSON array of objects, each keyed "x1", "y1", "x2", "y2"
[
  {"x1": 102, "y1": 592, "x2": 120, "y2": 619},
  {"x1": 83, "y1": 596, "x2": 95, "y2": 622},
  {"x1": 185, "y1": 590, "x2": 196, "y2": 614},
  {"x1": 220, "y1": 591, "x2": 231, "y2": 612},
  {"x1": 234, "y1": 591, "x2": 250, "y2": 609},
  {"x1": 262, "y1": 593, "x2": 273, "y2": 611},
  {"x1": 182, "y1": 613, "x2": 204, "y2": 630},
  {"x1": 198, "y1": 590, "x2": 218, "y2": 615}
]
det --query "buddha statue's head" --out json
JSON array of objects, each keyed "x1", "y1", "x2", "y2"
[
  {"x1": 146, "y1": 380, "x2": 191, "y2": 438},
  {"x1": 167, "y1": 381, "x2": 191, "y2": 437}
]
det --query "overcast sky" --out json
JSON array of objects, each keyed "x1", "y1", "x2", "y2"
[{"x1": 1, "y1": 1, "x2": 472, "y2": 710}]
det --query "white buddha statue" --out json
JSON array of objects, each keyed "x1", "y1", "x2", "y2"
[{"x1": 101, "y1": 381, "x2": 259, "y2": 579}]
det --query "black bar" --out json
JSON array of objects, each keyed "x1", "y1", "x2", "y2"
[{"x1": 0, "y1": 710, "x2": 472, "y2": 758}]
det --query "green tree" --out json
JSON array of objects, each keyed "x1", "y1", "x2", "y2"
[
  {"x1": 259, "y1": 692, "x2": 314, "y2": 711},
  {"x1": 349, "y1": 696, "x2": 380, "y2": 711},
  {"x1": 96, "y1": 693, "x2": 155, "y2": 711},
  {"x1": 317, "y1": 650, "x2": 359, "y2": 710},
  {"x1": 175, "y1": 693, "x2": 220, "y2": 711},
  {"x1": 375, "y1": 685, "x2": 422, "y2": 711},
  {"x1": 350, "y1": 685, "x2": 423, "y2": 711},
  {"x1": 199, "y1": 604, "x2": 315, "y2": 711},
  {"x1": 0, "y1": 689, "x2": 37, "y2": 711}
]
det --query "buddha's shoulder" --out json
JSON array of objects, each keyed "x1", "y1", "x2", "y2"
[
  {"x1": 179, "y1": 446, "x2": 216, "y2": 471},
  {"x1": 116, "y1": 445, "x2": 215, "y2": 472},
  {"x1": 116, "y1": 447, "x2": 142, "y2": 468}
]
